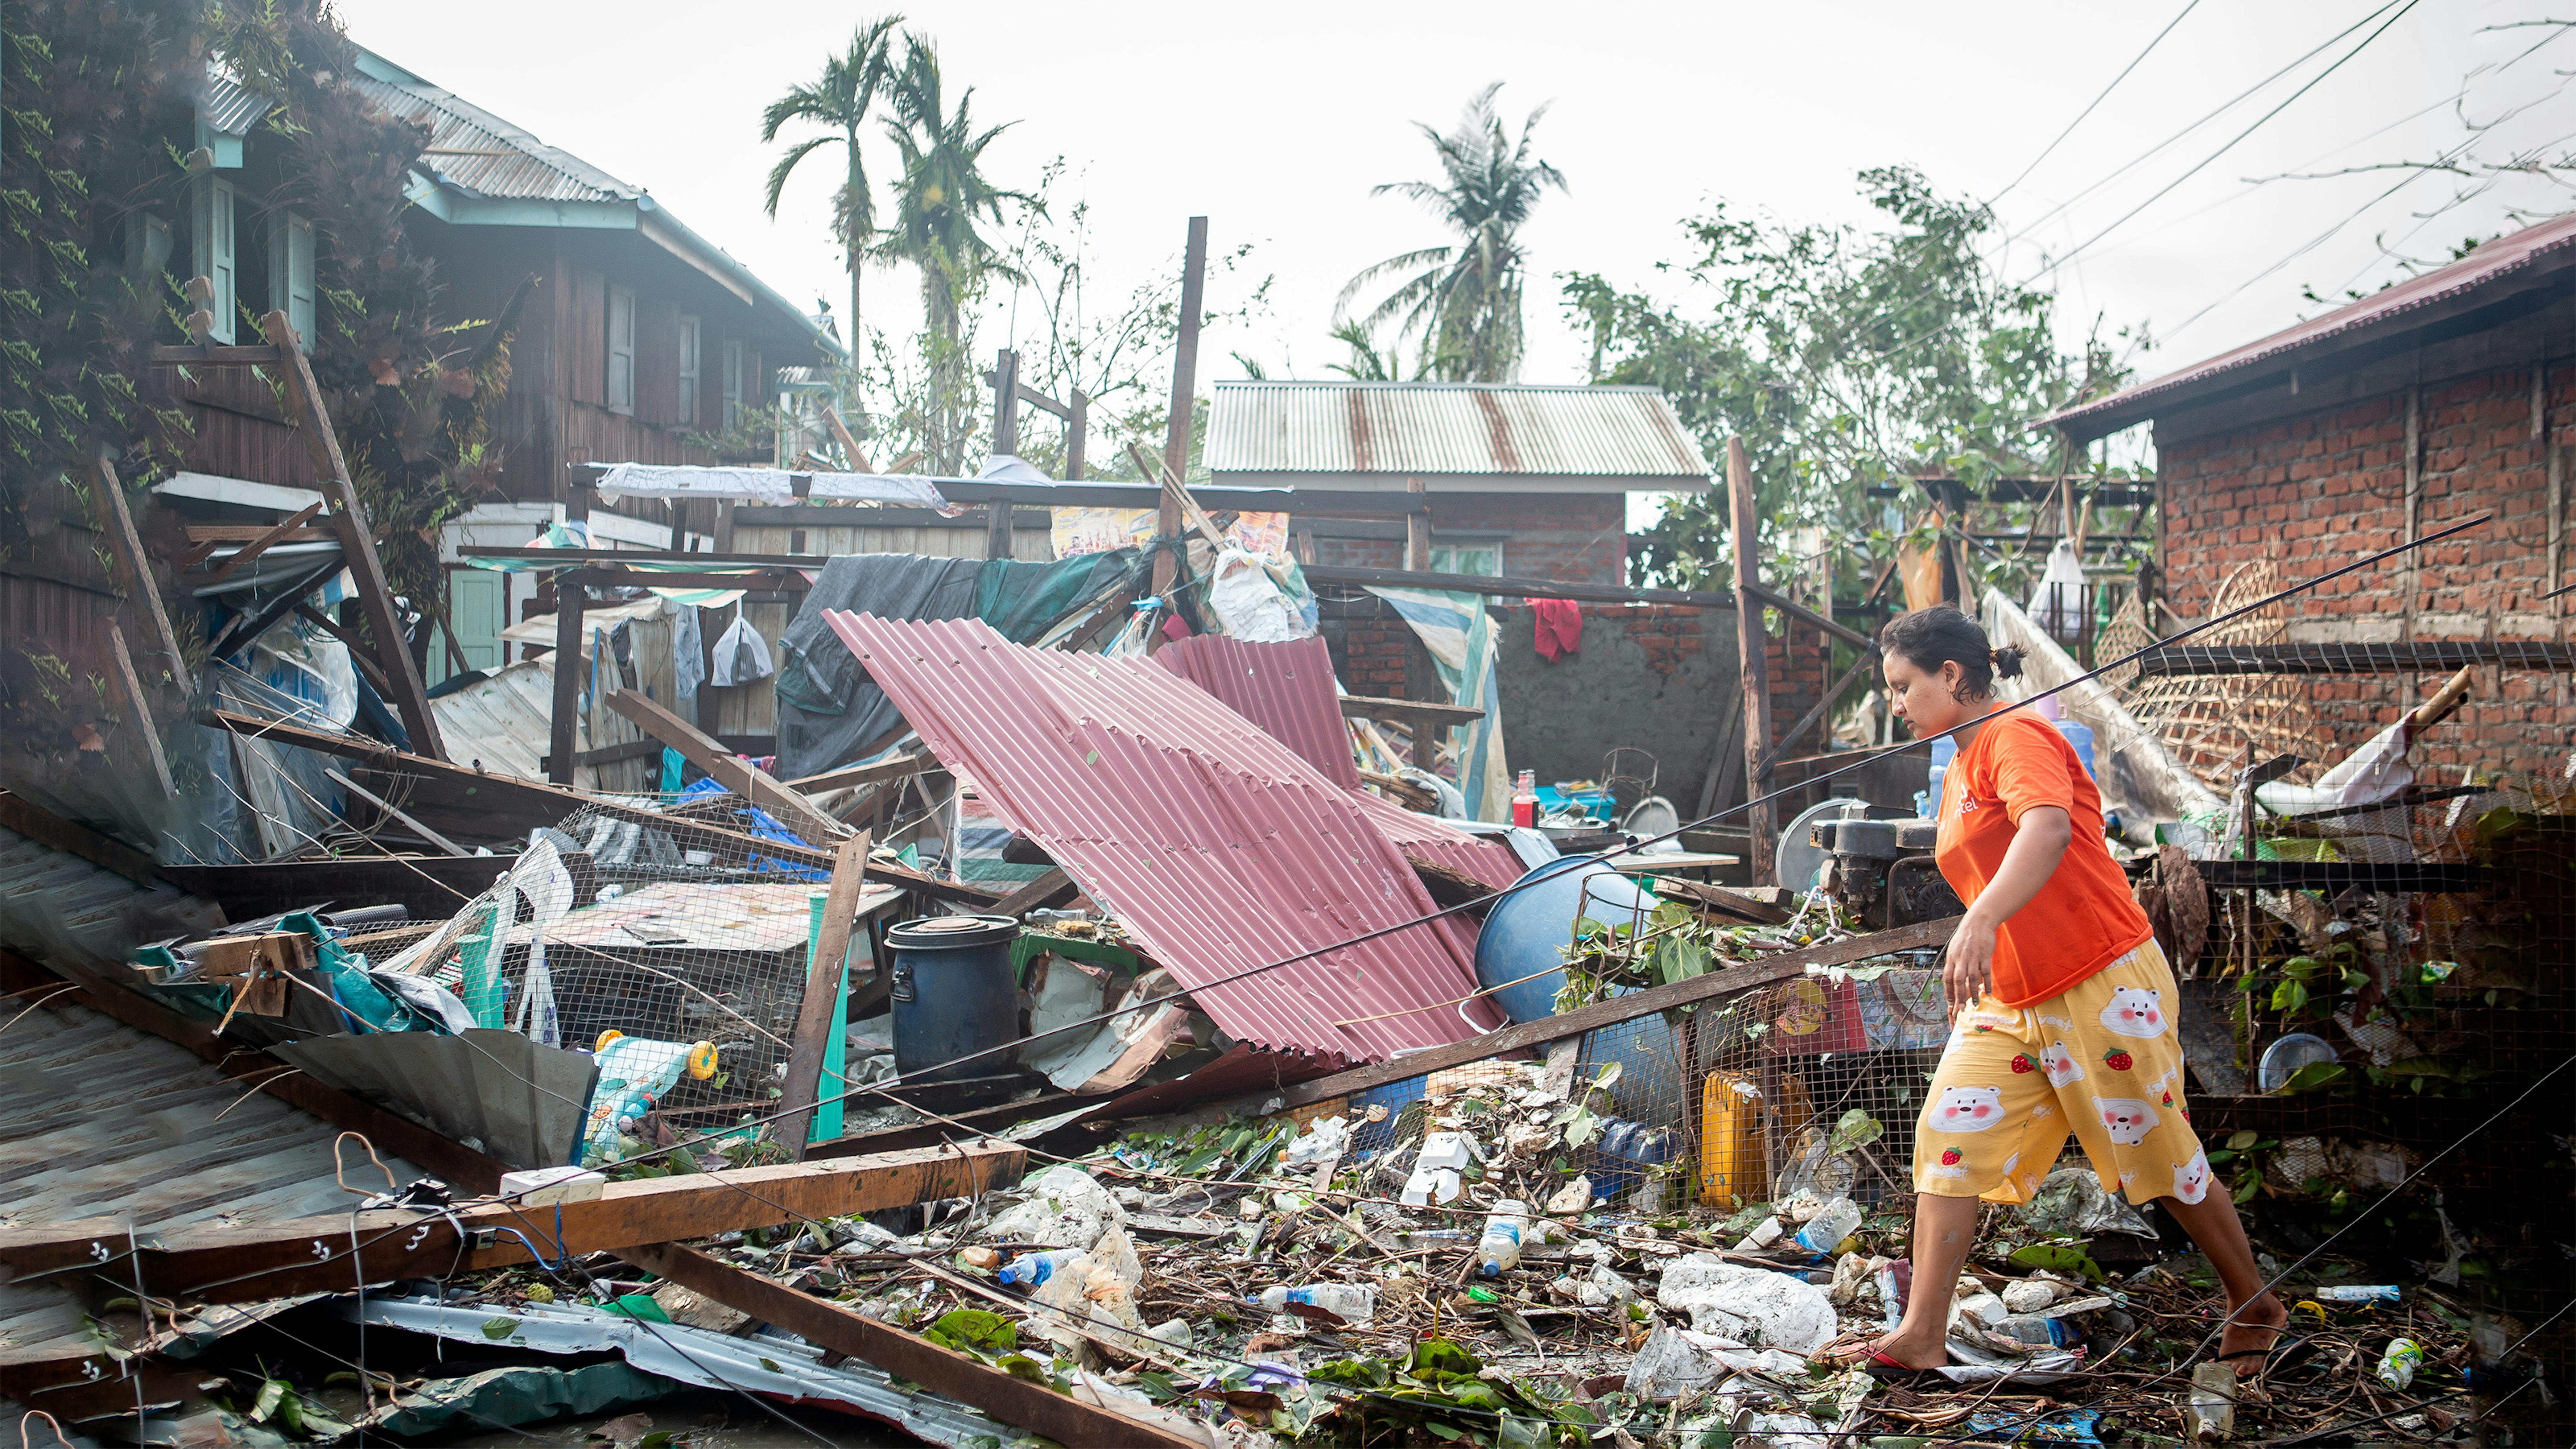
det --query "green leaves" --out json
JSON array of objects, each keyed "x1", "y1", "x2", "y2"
[{"x1": 923, "y1": 1308, "x2": 1018, "y2": 1354}]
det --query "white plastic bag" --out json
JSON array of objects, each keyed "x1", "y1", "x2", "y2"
[{"x1": 2027, "y1": 540, "x2": 2088, "y2": 641}]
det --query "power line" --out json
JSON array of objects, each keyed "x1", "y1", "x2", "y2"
[{"x1": 1990, "y1": 0, "x2": 2207, "y2": 208}]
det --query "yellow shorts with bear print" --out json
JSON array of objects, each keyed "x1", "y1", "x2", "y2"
[{"x1": 1911, "y1": 938, "x2": 2213, "y2": 1207}]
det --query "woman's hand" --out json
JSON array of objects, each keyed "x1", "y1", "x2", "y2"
[{"x1": 1944, "y1": 913, "x2": 1998, "y2": 1020}]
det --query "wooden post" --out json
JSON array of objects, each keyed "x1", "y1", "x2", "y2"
[
  {"x1": 258, "y1": 312, "x2": 445, "y2": 759},
  {"x1": 549, "y1": 570, "x2": 586, "y2": 786},
  {"x1": 1154, "y1": 217, "x2": 1209, "y2": 597},
  {"x1": 94, "y1": 455, "x2": 192, "y2": 697},
  {"x1": 780, "y1": 832, "x2": 871, "y2": 1158},
  {"x1": 1406, "y1": 477, "x2": 1431, "y2": 571},
  {"x1": 1728, "y1": 437, "x2": 1777, "y2": 885},
  {"x1": 2404, "y1": 379, "x2": 2423, "y2": 643},
  {"x1": 603, "y1": 688, "x2": 845, "y2": 843},
  {"x1": 106, "y1": 622, "x2": 176, "y2": 801},
  {"x1": 1066, "y1": 387, "x2": 1088, "y2": 481},
  {"x1": 669, "y1": 499, "x2": 688, "y2": 552},
  {"x1": 986, "y1": 349, "x2": 1019, "y2": 559}
]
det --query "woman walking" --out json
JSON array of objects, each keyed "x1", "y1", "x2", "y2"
[{"x1": 1834, "y1": 605, "x2": 2285, "y2": 1379}]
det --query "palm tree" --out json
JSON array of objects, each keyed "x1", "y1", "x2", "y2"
[
  {"x1": 1338, "y1": 83, "x2": 1568, "y2": 383},
  {"x1": 762, "y1": 16, "x2": 904, "y2": 346},
  {"x1": 874, "y1": 36, "x2": 1037, "y2": 469}
]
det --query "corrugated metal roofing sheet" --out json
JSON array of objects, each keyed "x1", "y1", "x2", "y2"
[
  {"x1": 1150, "y1": 634, "x2": 1529, "y2": 891},
  {"x1": 1152, "y1": 635, "x2": 1360, "y2": 789},
  {"x1": 2050, "y1": 210, "x2": 2576, "y2": 440},
  {"x1": 352, "y1": 59, "x2": 639, "y2": 205},
  {"x1": 197, "y1": 69, "x2": 279, "y2": 138},
  {"x1": 1205, "y1": 381, "x2": 1710, "y2": 482},
  {"x1": 828, "y1": 614, "x2": 1506, "y2": 1064}
]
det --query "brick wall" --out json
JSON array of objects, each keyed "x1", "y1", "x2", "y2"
[
  {"x1": 1304, "y1": 490, "x2": 1630, "y2": 583},
  {"x1": 2156, "y1": 363, "x2": 2570, "y2": 777}
]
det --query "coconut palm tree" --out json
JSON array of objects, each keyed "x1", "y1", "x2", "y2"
[
  {"x1": 1338, "y1": 83, "x2": 1567, "y2": 383},
  {"x1": 874, "y1": 36, "x2": 1038, "y2": 469},
  {"x1": 761, "y1": 16, "x2": 904, "y2": 345}
]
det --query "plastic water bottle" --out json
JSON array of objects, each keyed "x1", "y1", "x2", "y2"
[
  {"x1": 1791, "y1": 1197, "x2": 1863, "y2": 1257},
  {"x1": 1475, "y1": 1200, "x2": 1531, "y2": 1278},
  {"x1": 1926, "y1": 736, "x2": 1957, "y2": 818},
  {"x1": 1993, "y1": 1313, "x2": 2076, "y2": 1347},
  {"x1": 1255, "y1": 1283, "x2": 1377, "y2": 1327},
  {"x1": 996, "y1": 1248, "x2": 1082, "y2": 1289}
]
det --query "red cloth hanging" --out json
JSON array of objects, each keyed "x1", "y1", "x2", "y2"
[{"x1": 1533, "y1": 598, "x2": 1584, "y2": 661}]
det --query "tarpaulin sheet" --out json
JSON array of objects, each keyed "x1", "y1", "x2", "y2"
[
  {"x1": 830, "y1": 614, "x2": 1505, "y2": 1064},
  {"x1": 773, "y1": 551, "x2": 1138, "y2": 779}
]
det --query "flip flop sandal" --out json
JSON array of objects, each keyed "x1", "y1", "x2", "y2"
[
  {"x1": 2213, "y1": 1333, "x2": 2309, "y2": 1379},
  {"x1": 1859, "y1": 1349, "x2": 1951, "y2": 1386}
]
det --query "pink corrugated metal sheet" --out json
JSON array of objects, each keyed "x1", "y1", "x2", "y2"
[
  {"x1": 829, "y1": 613, "x2": 1506, "y2": 1064},
  {"x1": 1153, "y1": 633, "x2": 1528, "y2": 891},
  {"x1": 1153, "y1": 635, "x2": 1360, "y2": 789},
  {"x1": 2050, "y1": 211, "x2": 2576, "y2": 441}
]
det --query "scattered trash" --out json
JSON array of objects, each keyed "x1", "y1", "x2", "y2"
[{"x1": 2379, "y1": 1335, "x2": 2425, "y2": 1390}]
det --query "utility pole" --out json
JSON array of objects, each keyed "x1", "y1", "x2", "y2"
[{"x1": 1154, "y1": 217, "x2": 1209, "y2": 597}]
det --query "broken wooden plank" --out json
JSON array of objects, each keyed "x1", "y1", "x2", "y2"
[
  {"x1": 785, "y1": 751, "x2": 932, "y2": 794},
  {"x1": 259, "y1": 310, "x2": 445, "y2": 759},
  {"x1": 1339, "y1": 694, "x2": 1485, "y2": 726},
  {"x1": 779, "y1": 832, "x2": 871, "y2": 1158},
  {"x1": 550, "y1": 571, "x2": 587, "y2": 786},
  {"x1": 605, "y1": 688, "x2": 845, "y2": 843},
  {"x1": 1645, "y1": 874, "x2": 1793, "y2": 924},
  {"x1": 1276, "y1": 915, "x2": 1958, "y2": 1108},
  {"x1": 94, "y1": 453, "x2": 193, "y2": 698},
  {"x1": 322, "y1": 767, "x2": 469, "y2": 858},
  {"x1": 146, "y1": 342, "x2": 285, "y2": 366},
  {"x1": 0, "y1": 791, "x2": 160, "y2": 885},
  {"x1": 618, "y1": 1241, "x2": 1205, "y2": 1449},
  {"x1": 988, "y1": 867, "x2": 1077, "y2": 918},
  {"x1": 0, "y1": 1140, "x2": 1021, "y2": 1300},
  {"x1": 0, "y1": 948, "x2": 506, "y2": 1193},
  {"x1": 293, "y1": 602, "x2": 397, "y2": 698},
  {"x1": 105, "y1": 621, "x2": 178, "y2": 800},
  {"x1": 200, "y1": 500, "x2": 324, "y2": 585}
]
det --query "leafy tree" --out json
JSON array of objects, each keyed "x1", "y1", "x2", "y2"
[
  {"x1": 873, "y1": 36, "x2": 1037, "y2": 470},
  {"x1": 1340, "y1": 83, "x2": 1566, "y2": 383},
  {"x1": 1564, "y1": 166, "x2": 2132, "y2": 594},
  {"x1": 761, "y1": 16, "x2": 905, "y2": 346}
]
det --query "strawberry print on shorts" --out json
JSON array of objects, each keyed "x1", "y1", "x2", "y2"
[{"x1": 1911, "y1": 938, "x2": 2209, "y2": 1207}]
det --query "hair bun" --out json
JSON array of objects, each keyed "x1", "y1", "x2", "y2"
[{"x1": 1990, "y1": 646, "x2": 2028, "y2": 680}]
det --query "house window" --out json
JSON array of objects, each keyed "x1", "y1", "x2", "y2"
[
  {"x1": 190, "y1": 177, "x2": 237, "y2": 343},
  {"x1": 1431, "y1": 543, "x2": 1503, "y2": 577},
  {"x1": 721, "y1": 338, "x2": 746, "y2": 428},
  {"x1": 676, "y1": 314, "x2": 701, "y2": 428},
  {"x1": 606, "y1": 285, "x2": 636, "y2": 414},
  {"x1": 267, "y1": 212, "x2": 315, "y2": 352}
]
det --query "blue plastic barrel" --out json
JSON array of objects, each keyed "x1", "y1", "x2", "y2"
[
  {"x1": 1588, "y1": 1117, "x2": 1680, "y2": 1198},
  {"x1": 1474, "y1": 856, "x2": 1661, "y2": 1024},
  {"x1": 1349, "y1": 1073, "x2": 1430, "y2": 1156},
  {"x1": 886, "y1": 914, "x2": 1021, "y2": 1083},
  {"x1": 2054, "y1": 719, "x2": 2096, "y2": 779}
]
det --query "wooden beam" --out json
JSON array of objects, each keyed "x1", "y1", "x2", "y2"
[
  {"x1": 619, "y1": 1242, "x2": 1205, "y2": 1449},
  {"x1": 1301, "y1": 563, "x2": 1735, "y2": 611},
  {"x1": 1278, "y1": 915, "x2": 1958, "y2": 1109},
  {"x1": 1740, "y1": 580, "x2": 1875, "y2": 652},
  {"x1": 322, "y1": 767, "x2": 469, "y2": 858},
  {"x1": 988, "y1": 867, "x2": 1076, "y2": 917},
  {"x1": 472, "y1": 547, "x2": 835, "y2": 568},
  {"x1": 784, "y1": 752, "x2": 931, "y2": 794},
  {"x1": 106, "y1": 622, "x2": 178, "y2": 801},
  {"x1": 824, "y1": 406, "x2": 874, "y2": 472},
  {"x1": 1753, "y1": 650, "x2": 1879, "y2": 778},
  {"x1": 605, "y1": 689, "x2": 845, "y2": 843},
  {"x1": 1728, "y1": 437, "x2": 1777, "y2": 885},
  {"x1": 0, "y1": 948, "x2": 506, "y2": 1194},
  {"x1": 0, "y1": 791, "x2": 160, "y2": 885},
  {"x1": 539, "y1": 738, "x2": 666, "y2": 773},
  {"x1": 780, "y1": 832, "x2": 871, "y2": 1158},
  {"x1": 1405, "y1": 476, "x2": 1431, "y2": 571},
  {"x1": 95, "y1": 454, "x2": 193, "y2": 698},
  {"x1": 200, "y1": 501, "x2": 324, "y2": 586},
  {"x1": 0, "y1": 1140, "x2": 1021, "y2": 1301},
  {"x1": 549, "y1": 573, "x2": 586, "y2": 785},
  {"x1": 146, "y1": 342, "x2": 285, "y2": 366},
  {"x1": 1154, "y1": 217, "x2": 1208, "y2": 597},
  {"x1": 1339, "y1": 693, "x2": 1484, "y2": 726},
  {"x1": 258, "y1": 311, "x2": 444, "y2": 759},
  {"x1": 1643, "y1": 874, "x2": 1792, "y2": 924}
]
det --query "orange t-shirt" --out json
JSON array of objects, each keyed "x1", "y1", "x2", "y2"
[{"x1": 1933, "y1": 709, "x2": 2153, "y2": 1007}]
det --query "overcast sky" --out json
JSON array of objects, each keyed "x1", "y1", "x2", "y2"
[{"x1": 339, "y1": 0, "x2": 2576, "y2": 461}]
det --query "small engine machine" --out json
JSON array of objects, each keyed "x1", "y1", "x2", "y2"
[{"x1": 1809, "y1": 816, "x2": 1963, "y2": 931}]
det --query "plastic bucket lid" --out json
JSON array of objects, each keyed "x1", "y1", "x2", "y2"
[{"x1": 886, "y1": 913, "x2": 1020, "y2": 951}]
